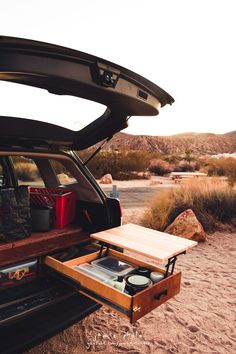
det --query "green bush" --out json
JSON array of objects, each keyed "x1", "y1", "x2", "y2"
[{"x1": 142, "y1": 178, "x2": 236, "y2": 232}]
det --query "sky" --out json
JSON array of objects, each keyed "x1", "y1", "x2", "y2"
[{"x1": 0, "y1": 0, "x2": 235, "y2": 136}]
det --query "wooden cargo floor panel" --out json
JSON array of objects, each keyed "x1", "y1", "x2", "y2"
[{"x1": 0, "y1": 225, "x2": 90, "y2": 267}]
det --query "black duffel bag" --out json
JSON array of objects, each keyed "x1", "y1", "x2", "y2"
[{"x1": 0, "y1": 186, "x2": 32, "y2": 242}]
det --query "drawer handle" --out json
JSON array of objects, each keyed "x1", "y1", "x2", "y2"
[{"x1": 154, "y1": 289, "x2": 168, "y2": 300}]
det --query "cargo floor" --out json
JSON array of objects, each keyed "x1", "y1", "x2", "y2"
[{"x1": 0, "y1": 225, "x2": 90, "y2": 267}]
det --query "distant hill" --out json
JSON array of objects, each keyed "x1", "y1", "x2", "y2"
[{"x1": 106, "y1": 131, "x2": 236, "y2": 155}]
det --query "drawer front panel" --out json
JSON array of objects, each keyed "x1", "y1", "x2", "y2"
[{"x1": 132, "y1": 272, "x2": 181, "y2": 322}]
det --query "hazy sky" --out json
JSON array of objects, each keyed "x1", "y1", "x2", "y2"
[{"x1": 0, "y1": 0, "x2": 235, "y2": 136}]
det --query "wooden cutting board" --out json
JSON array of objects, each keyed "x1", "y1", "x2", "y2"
[{"x1": 91, "y1": 223, "x2": 197, "y2": 262}]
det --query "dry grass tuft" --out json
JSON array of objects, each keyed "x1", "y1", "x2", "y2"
[
  {"x1": 142, "y1": 178, "x2": 236, "y2": 232},
  {"x1": 14, "y1": 162, "x2": 40, "y2": 181}
]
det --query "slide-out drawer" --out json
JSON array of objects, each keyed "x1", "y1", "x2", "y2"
[{"x1": 44, "y1": 248, "x2": 181, "y2": 323}]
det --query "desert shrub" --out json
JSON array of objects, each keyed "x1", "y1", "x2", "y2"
[
  {"x1": 14, "y1": 162, "x2": 40, "y2": 181},
  {"x1": 50, "y1": 160, "x2": 73, "y2": 177},
  {"x1": 202, "y1": 157, "x2": 236, "y2": 177},
  {"x1": 227, "y1": 171, "x2": 236, "y2": 187},
  {"x1": 115, "y1": 171, "x2": 151, "y2": 180},
  {"x1": 11, "y1": 156, "x2": 27, "y2": 164},
  {"x1": 149, "y1": 159, "x2": 172, "y2": 176},
  {"x1": 184, "y1": 149, "x2": 193, "y2": 163},
  {"x1": 142, "y1": 178, "x2": 236, "y2": 232},
  {"x1": 173, "y1": 160, "x2": 200, "y2": 172},
  {"x1": 77, "y1": 150, "x2": 150, "y2": 179},
  {"x1": 165, "y1": 155, "x2": 182, "y2": 164},
  {"x1": 207, "y1": 164, "x2": 225, "y2": 176},
  {"x1": 174, "y1": 161, "x2": 194, "y2": 172}
]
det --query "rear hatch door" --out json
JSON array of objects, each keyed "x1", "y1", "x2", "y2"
[{"x1": 0, "y1": 36, "x2": 174, "y2": 150}]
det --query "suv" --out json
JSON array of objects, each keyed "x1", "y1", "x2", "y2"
[{"x1": 0, "y1": 36, "x2": 174, "y2": 353}]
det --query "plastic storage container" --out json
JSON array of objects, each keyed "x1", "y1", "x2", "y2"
[
  {"x1": 29, "y1": 187, "x2": 77, "y2": 228},
  {"x1": 31, "y1": 205, "x2": 53, "y2": 232},
  {"x1": 91, "y1": 256, "x2": 136, "y2": 277},
  {"x1": 74, "y1": 263, "x2": 118, "y2": 283}
]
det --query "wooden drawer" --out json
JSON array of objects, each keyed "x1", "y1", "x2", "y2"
[{"x1": 44, "y1": 248, "x2": 181, "y2": 323}]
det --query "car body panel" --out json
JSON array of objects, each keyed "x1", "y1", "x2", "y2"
[{"x1": 0, "y1": 36, "x2": 174, "y2": 150}]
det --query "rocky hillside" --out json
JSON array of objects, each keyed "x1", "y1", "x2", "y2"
[{"x1": 106, "y1": 131, "x2": 236, "y2": 155}]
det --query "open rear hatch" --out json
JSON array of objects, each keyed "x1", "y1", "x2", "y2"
[{"x1": 0, "y1": 36, "x2": 174, "y2": 150}]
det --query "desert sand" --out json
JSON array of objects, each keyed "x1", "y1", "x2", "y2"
[{"x1": 26, "y1": 178, "x2": 236, "y2": 354}]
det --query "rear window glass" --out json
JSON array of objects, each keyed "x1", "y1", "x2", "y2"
[
  {"x1": 11, "y1": 156, "x2": 45, "y2": 187},
  {"x1": 0, "y1": 82, "x2": 106, "y2": 131},
  {"x1": 49, "y1": 160, "x2": 76, "y2": 185}
]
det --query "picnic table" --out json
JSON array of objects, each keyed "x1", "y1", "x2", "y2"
[{"x1": 170, "y1": 172, "x2": 207, "y2": 183}]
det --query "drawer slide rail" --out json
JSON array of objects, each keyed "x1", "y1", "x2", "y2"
[{"x1": 45, "y1": 266, "x2": 131, "y2": 317}]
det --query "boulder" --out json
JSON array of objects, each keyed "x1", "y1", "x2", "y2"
[
  {"x1": 165, "y1": 209, "x2": 206, "y2": 242},
  {"x1": 99, "y1": 174, "x2": 113, "y2": 184},
  {"x1": 57, "y1": 173, "x2": 70, "y2": 184}
]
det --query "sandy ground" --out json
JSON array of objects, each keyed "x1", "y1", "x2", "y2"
[{"x1": 26, "y1": 177, "x2": 236, "y2": 354}]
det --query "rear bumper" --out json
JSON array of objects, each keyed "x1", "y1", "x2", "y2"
[{"x1": 0, "y1": 285, "x2": 100, "y2": 354}]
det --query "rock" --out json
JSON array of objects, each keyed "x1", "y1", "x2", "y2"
[
  {"x1": 57, "y1": 173, "x2": 70, "y2": 184},
  {"x1": 99, "y1": 174, "x2": 113, "y2": 184},
  {"x1": 165, "y1": 209, "x2": 206, "y2": 242}
]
